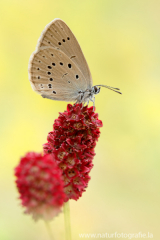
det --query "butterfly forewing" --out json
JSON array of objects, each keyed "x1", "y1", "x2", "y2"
[
  {"x1": 28, "y1": 46, "x2": 88, "y2": 101},
  {"x1": 36, "y1": 18, "x2": 92, "y2": 89}
]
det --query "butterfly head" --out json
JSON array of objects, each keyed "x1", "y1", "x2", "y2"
[{"x1": 92, "y1": 86, "x2": 101, "y2": 95}]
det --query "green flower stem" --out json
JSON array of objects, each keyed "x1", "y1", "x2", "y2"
[
  {"x1": 44, "y1": 221, "x2": 54, "y2": 240},
  {"x1": 64, "y1": 201, "x2": 72, "y2": 240}
]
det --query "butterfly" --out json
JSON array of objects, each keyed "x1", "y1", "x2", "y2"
[{"x1": 28, "y1": 18, "x2": 121, "y2": 107}]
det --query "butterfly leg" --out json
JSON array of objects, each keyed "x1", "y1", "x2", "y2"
[
  {"x1": 89, "y1": 96, "x2": 95, "y2": 111},
  {"x1": 86, "y1": 99, "x2": 89, "y2": 107},
  {"x1": 93, "y1": 97, "x2": 95, "y2": 111},
  {"x1": 81, "y1": 100, "x2": 89, "y2": 109},
  {"x1": 73, "y1": 101, "x2": 78, "y2": 106},
  {"x1": 74, "y1": 98, "x2": 82, "y2": 106}
]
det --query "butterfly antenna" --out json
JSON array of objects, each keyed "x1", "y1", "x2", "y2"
[{"x1": 95, "y1": 85, "x2": 122, "y2": 94}]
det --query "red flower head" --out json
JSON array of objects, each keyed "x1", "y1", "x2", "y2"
[
  {"x1": 14, "y1": 152, "x2": 66, "y2": 221},
  {"x1": 43, "y1": 104, "x2": 103, "y2": 201}
]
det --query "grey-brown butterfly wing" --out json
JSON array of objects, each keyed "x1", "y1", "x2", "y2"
[
  {"x1": 36, "y1": 18, "x2": 92, "y2": 89},
  {"x1": 28, "y1": 46, "x2": 88, "y2": 101}
]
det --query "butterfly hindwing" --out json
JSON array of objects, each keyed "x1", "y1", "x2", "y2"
[
  {"x1": 36, "y1": 18, "x2": 92, "y2": 89},
  {"x1": 28, "y1": 46, "x2": 88, "y2": 101}
]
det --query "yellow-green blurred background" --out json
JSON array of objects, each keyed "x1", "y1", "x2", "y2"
[{"x1": 1, "y1": 0, "x2": 160, "y2": 239}]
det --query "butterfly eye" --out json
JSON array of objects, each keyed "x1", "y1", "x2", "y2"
[
  {"x1": 67, "y1": 37, "x2": 70, "y2": 40},
  {"x1": 52, "y1": 63, "x2": 56, "y2": 66},
  {"x1": 68, "y1": 64, "x2": 71, "y2": 68},
  {"x1": 62, "y1": 39, "x2": 65, "y2": 42},
  {"x1": 48, "y1": 66, "x2": 52, "y2": 69},
  {"x1": 47, "y1": 72, "x2": 51, "y2": 75},
  {"x1": 60, "y1": 62, "x2": 63, "y2": 66},
  {"x1": 49, "y1": 78, "x2": 53, "y2": 81},
  {"x1": 58, "y1": 42, "x2": 61, "y2": 45},
  {"x1": 53, "y1": 91, "x2": 56, "y2": 94},
  {"x1": 76, "y1": 75, "x2": 79, "y2": 79}
]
